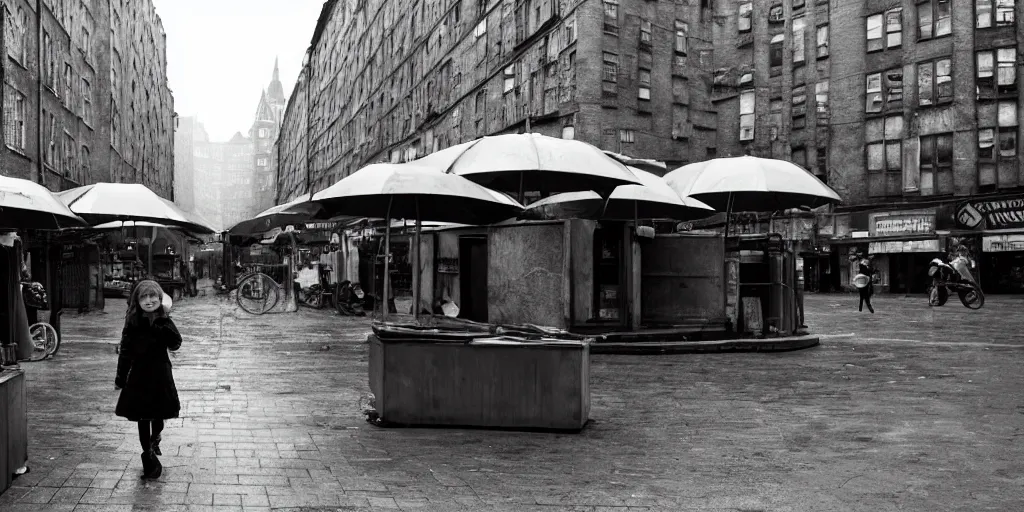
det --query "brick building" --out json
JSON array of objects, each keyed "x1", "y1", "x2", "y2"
[
  {"x1": 709, "y1": 0, "x2": 1024, "y2": 294},
  {"x1": 275, "y1": 0, "x2": 719, "y2": 202},
  {"x1": 1, "y1": 0, "x2": 175, "y2": 198}
]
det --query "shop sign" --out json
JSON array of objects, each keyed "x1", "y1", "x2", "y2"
[
  {"x1": 869, "y1": 212, "x2": 936, "y2": 237},
  {"x1": 982, "y1": 234, "x2": 1024, "y2": 252},
  {"x1": 249, "y1": 244, "x2": 263, "y2": 256},
  {"x1": 956, "y1": 198, "x2": 1024, "y2": 230},
  {"x1": 437, "y1": 257, "x2": 459, "y2": 274},
  {"x1": 868, "y1": 239, "x2": 940, "y2": 254}
]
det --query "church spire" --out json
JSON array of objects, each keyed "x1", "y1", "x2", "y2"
[{"x1": 267, "y1": 57, "x2": 286, "y2": 105}]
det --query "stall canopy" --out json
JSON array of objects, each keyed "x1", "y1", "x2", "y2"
[
  {"x1": 227, "y1": 193, "x2": 324, "y2": 236},
  {"x1": 412, "y1": 133, "x2": 642, "y2": 197},
  {"x1": 0, "y1": 175, "x2": 87, "y2": 230},
  {"x1": 520, "y1": 167, "x2": 715, "y2": 221},
  {"x1": 664, "y1": 156, "x2": 842, "y2": 212},
  {"x1": 57, "y1": 183, "x2": 217, "y2": 234}
]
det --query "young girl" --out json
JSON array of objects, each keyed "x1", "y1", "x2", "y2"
[{"x1": 114, "y1": 280, "x2": 182, "y2": 479}]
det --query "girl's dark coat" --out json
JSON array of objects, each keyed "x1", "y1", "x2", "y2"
[{"x1": 114, "y1": 317, "x2": 182, "y2": 421}]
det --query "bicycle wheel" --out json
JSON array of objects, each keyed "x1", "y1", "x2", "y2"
[
  {"x1": 29, "y1": 323, "x2": 59, "y2": 360},
  {"x1": 237, "y1": 273, "x2": 280, "y2": 315}
]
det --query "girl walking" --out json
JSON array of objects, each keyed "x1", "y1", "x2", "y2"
[{"x1": 114, "y1": 280, "x2": 182, "y2": 479}]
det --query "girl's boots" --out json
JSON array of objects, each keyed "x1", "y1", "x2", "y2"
[
  {"x1": 151, "y1": 434, "x2": 162, "y2": 456},
  {"x1": 141, "y1": 450, "x2": 162, "y2": 479}
]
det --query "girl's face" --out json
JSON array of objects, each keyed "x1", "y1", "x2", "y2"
[{"x1": 138, "y1": 291, "x2": 162, "y2": 313}]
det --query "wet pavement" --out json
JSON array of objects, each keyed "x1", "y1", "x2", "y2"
[{"x1": 1, "y1": 293, "x2": 1023, "y2": 511}]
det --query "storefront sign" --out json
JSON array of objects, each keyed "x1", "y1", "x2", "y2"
[
  {"x1": 868, "y1": 239, "x2": 940, "y2": 254},
  {"x1": 869, "y1": 212, "x2": 936, "y2": 237},
  {"x1": 437, "y1": 257, "x2": 459, "y2": 274},
  {"x1": 956, "y1": 198, "x2": 1024, "y2": 230},
  {"x1": 982, "y1": 234, "x2": 1024, "y2": 252}
]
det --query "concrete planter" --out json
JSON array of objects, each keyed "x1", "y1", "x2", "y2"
[{"x1": 369, "y1": 334, "x2": 590, "y2": 431}]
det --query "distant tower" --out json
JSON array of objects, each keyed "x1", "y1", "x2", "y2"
[{"x1": 251, "y1": 58, "x2": 287, "y2": 213}]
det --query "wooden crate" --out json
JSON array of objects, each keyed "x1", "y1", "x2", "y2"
[
  {"x1": 368, "y1": 335, "x2": 590, "y2": 431},
  {"x1": 0, "y1": 370, "x2": 27, "y2": 495}
]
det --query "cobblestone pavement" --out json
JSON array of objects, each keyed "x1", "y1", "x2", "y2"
[{"x1": 1, "y1": 293, "x2": 1022, "y2": 511}]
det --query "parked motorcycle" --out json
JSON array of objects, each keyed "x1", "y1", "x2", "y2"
[
  {"x1": 335, "y1": 280, "x2": 367, "y2": 316},
  {"x1": 928, "y1": 255, "x2": 985, "y2": 309}
]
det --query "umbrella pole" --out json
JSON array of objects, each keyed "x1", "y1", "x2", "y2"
[
  {"x1": 382, "y1": 197, "x2": 393, "y2": 323},
  {"x1": 413, "y1": 198, "x2": 421, "y2": 322},
  {"x1": 148, "y1": 225, "x2": 157, "y2": 277}
]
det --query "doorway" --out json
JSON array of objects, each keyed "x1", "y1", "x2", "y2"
[{"x1": 459, "y1": 236, "x2": 488, "y2": 322}]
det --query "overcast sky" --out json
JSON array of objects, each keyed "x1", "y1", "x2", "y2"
[{"x1": 153, "y1": 0, "x2": 326, "y2": 142}]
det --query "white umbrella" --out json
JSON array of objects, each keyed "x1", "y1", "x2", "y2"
[
  {"x1": 663, "y1": 156, "x2": 841, "y2": 212},
  {"x1": 92, "y1": 220, "x2": 168, "y2": 230},
  {"x1": 312, "y1": 163, "x2": 524, "y2": 321},
  {"x1": 57, "y1": 183, "x2": 216, "y2": 234},
  {"x1": 521, "y1": 167, "x2": 715, "y2": 221},
  {"x1": 412, "y1": 133, "x2": 642, "y2": 199},
  {"x1": 0, "y1": 175, "x2": 87, "y2": 230}
]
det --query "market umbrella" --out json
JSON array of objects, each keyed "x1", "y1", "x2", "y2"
[
  {"x1": 226, "y1": 193, "x2": 323, "y2": 236},
  {"x1": 92, "y1": 220, "x2": 168, "y2": 230},
  {"x1": 57, "y1": 183, "x2": 216, "y2": 234},
  {"x1": 412, "y1": 133, "x2": 642, "y2": 200},
  {"x1": 663, "y1": 156, "x2": 842, "y2": 213},
  {"x1": 520, "y1": 167, "x2": 715, "y2": 222},
  {"x1": 0, "y1": 175, "x2": 87, "y2": 230},
  {"x1": 311, "y1": 163, "x2": 525, "y2": 321}
]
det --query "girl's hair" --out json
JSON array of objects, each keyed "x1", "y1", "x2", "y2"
[{"x1": 125, "y1": 279, "x2": 165, "y2": 326}]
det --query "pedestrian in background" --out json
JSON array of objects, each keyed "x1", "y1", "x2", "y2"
[
  {"x1": 114, "y1": 279, "x2": 182, "y2": 480},
  {"x1": 851, "y1": 253, "x2": 876, "y2": 314}
]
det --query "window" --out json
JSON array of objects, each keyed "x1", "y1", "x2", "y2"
[
  {"x1": 561, "y1": 125, "x2": 575, "y2": 140},
  {"x1": 81, "y1": 26, "x2": 91, "y2": 60},
  {"x1": 258, "y1": 127, "x2": 269, "y2": 138},
  {"x1": 920, "y1": 133, "x2": 954, "y2": 195},
  {"x1": 770, "y1": 33, "x2": 784, "y2": 68},
  {"x1": 675, "y1": 20, "x2": 688, "y2": 54},
  {"x1": 81, "y1": 78, "x2": 92, "y2": 125},
  {"x1": 793, "y1": 85, "x2": 807, "y2": 128},
  {"x1": 63, "y1": 64, "x2": 74, "y2": 107},
  {"x1": 865, "y1": 69, "x2": 902, "y2": 113},
  {"x1": 977, "y1": 0, "x2": 1016, "y2": 28},
  {"x1": 3, "y1": 84, "x2": 26, "y2": 150},
  {"x1": 918, "y1": 0, "x2": 951, "y2": 40},
  {"x1": 602, "y1": 52, "x2": 618, "y2": 95},
  {"x1": 976, "y1": 48, "x2": 1018, "y2": 99},
  {"x1": 43, "y1": 31, "x2": 54, "y2": 89},
  {"x1": 503, "y1": 64, "x2": 516, "y2": 93},
  {"x1": 918, "y1": 58, "x2": 953, "y2": 106},
  {"x1": 603, "y1": 0, "x2": 619, "y2": 35},
  {"x1": 5, "y1": 6, "x2": 25, "y2": 64},
  {"x1": 474, "y1": 19, "x2": 487, "y2": 38},
  {"x1": 868, "y1": 9, "x2": 901, "y2": 51},
  {"x1": 44, "y1": 110, "x2": 56, "y2": 167},
  {"x1": 815, "y1": 81, "x2": 829, "y2": 123},
  {"x1": 565, "y1": 15, "x2": 577, "y2": 43},
  {"x1": 739, "y1": 1, "x2": 752, "y2": 32},
  {"x1": 792, "y1": 147, "x2": 808, "y2": 168},
  {"x1": 817, "y1": 25, "x2": 829, "y2": 58},
  {"x1": 619, "y1": 129, "x2": 635, "y2": 143},
  {"x1": 63, "y1": 132, "x2": 75, "y2": 179},
  {"x1": 866, "y1": 116, "x2": 904, "y2": 197},
  {"x1": 638, "y1": 69, "x2": 651, "y2": 100},
  {"x1": 978, "y1": 101, "x2": 1018, "y2": 187},
  {"x1": 640, "y1": 19, "x2": 652, "y2": 46},
  {"x1": 792, "y1": 16, "x2": 806, "y2": 64},
  {"x1": 80, "y1": 146, "x2": 90, "y2": 181},
  {"x1": 257, "y1": 157, "x2": 269, "y2": 166},
  {"x1": 740, "y1": 90, "x2": 755, "y2": 141}
]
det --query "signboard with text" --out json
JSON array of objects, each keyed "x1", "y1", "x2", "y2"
[
  {"x1": 868, "y1": 239, "x2": 941, "y2": 254},
  {"x1": 956, "y1": 198, "x2": 1024, "y2": 230},
  {"x1": 868, "y1": 212, "x2": 936, "y2": 237},
  {"x1": 982, "y1": 234, "x2": 1024, "y2": 252}
]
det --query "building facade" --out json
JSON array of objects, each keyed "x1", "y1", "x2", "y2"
[
  {"x1": 251, "y1": 59, "x2": 287, "y2": 214},
  {"x1": 709, "y1": 0, "x2": 1024, "y2": 293},
  {"x1": 276, "y1": 0, "x2": 719, "y2": 202},
  {"x1": 1, "y1": 0, "x2": 175, "y2": 198},
  {"x1": 173, "y1": 116, "x2": 197, "y2": 213}
]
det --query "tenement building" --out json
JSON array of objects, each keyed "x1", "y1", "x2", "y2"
[
  {"x1": 276, "y1": 0, "x2": 1024, "y2": 294},
  {"x1": 276, "y1": 0, "x2": 719, "y2": 200},
  {"x1": 1, "y1": 0, "x2": 175, "y2": 198},
  {"x1": 707, "y1": 0, "x2": 1024, "y2": 294}
]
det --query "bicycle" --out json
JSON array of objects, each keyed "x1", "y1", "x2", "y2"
[
  {"x1": 27, "y1": 322, "x2": 59, "y2": 361},
  {"x1": 236, "y1": 272, "x2": 281, "y2": 315}
]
